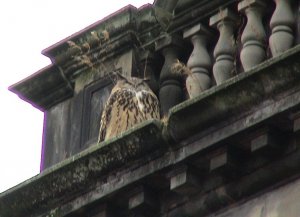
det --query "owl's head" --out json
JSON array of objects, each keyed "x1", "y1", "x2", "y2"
[{"x1": 110, "y1": 72, "x2": 152, "y2": 92}]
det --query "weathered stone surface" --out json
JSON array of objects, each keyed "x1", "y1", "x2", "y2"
[
  {"x1": 0, "y1": 120, "x2": 164, "y2": 217},
  {"x1": 156, "y1": 34, "x2": 185, "y2": 116},
  {"x1": 6, "y1": 1, "x2": 300, "y2": 217},
  {"x1": 168, "y1": 165, "x2": 201, "y2": 195},
  {"x1": 128, "y1": 186, "x2": 159, "y2": 216},
  {"x1": 8, "y1": 5, "x2": 156, "y2": 112},
  {"x1": 42, "y1": 6, "x2": 139, "y2": 61},
  {"x1": 169, "y1": 0, "x2": 237, "y2": 32},
  {"x1": 6, "y1": 42, "x2": 300, "y2": 217},
  {"x1": 167, "y1": 44, "x2": 300, "y2": 142},
  {"x1": 213, "y1": 177, "x2": 300, "y2": 217},
  {"x1": 210, "y1": 8, "x2": 238, "y2": 85},
  {"x1": 184, "y1": 24, "x2": 213, "y2": 97},
  {"x1": 166, "y1": 143, "x2": 300, "y2": 217},
  {"x1": 8, "y1": 65, "x2": 74, "y2": 111},
  {"x1": 5, "y1": 49, "x2": 300, "y2": 217},
  {"x1": 9, "y1": 0, "x2": 279, "y2": 170}
]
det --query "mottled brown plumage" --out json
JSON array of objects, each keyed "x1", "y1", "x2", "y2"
[{"x1": 98, "y1": 75, "x2": 160, "y2": 143}]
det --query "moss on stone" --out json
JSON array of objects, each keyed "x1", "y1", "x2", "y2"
[
  {"x1": 167, "y1": 45, "x2": 300, "y2": 142},
  {"x1": 0, "y1": 119, "x2": 164, "y2": 217}
]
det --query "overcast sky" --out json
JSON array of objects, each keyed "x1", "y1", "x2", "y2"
[{"x1": 0, "y1": 0, "x2": 152, "y2": 193}]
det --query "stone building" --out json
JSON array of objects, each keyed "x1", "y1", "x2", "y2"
[{"x1": 2, "y1": 0, "x2": 300, "y2": 216}]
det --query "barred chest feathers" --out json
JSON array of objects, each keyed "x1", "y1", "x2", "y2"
[{"x1": 98, "y1": 75, "x2": 160, "y2": 143}]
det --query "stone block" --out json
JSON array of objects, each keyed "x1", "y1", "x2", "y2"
[{"x1": 168, "y1": 165, "x2": 201, "y2": 195}]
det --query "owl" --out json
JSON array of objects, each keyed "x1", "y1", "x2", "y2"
[{"x1": 98, "y1": 74, "x2": 160, "y2": 143}]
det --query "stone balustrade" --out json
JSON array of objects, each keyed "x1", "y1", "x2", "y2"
[{"x1": 155, "y1": 0, "x2": 297, "y2": 106}]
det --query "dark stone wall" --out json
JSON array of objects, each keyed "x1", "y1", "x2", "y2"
[
  {"x1": 42, "y1": 98, "x2": 72, "y2": 169},
  {"x1": 41, "y1": 79, "x2": 113, "y2": 170}
]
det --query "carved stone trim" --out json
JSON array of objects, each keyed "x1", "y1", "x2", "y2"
[
  {"x1": 8, "y1": 65, "x2": 74, "y2": 111},
  {"x1": 210, "y1": 8, "x2": 239, "y2": 84},
  {"x1": 269, "y1": 0, "x2": 295, "y2": 56},
  {"x1": 183, "y1": 24, "x2": 213, "y2": 97},
  {"x1": 238, "y1": 0, "x2": 267, "y2": 71},
  {"x1": 167, "y1": 45, "x2": 300, "y2": 141}
]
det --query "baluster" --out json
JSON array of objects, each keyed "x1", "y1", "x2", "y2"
[
  {"x1": 238, "y1": 0, "x2": 267, "y2": 71},
  {"x1": 210, "y1": 9, "x2": 238, "y2": 85},
  {"x1": 183, "y1": 24, "x2": 213, "y2": 98},
  {"x1": 156, "y1": 35, "x2": 184, "y2": 116},
  {"x1": 269, "y1": 0, "x2": 295, "y2": 56}
]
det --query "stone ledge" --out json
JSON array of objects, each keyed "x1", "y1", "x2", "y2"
[
  {"x1": 8, "y1": 4, "x2": 159, "y2": 111},
  {"x1": 169, "y1": 0, "x2": 236, "y2": 33},
  {"x1": 0, "y1": 119, "x2": 164, "y2": 217},
  {"x1": 9, "y1": 30, "x2": 140, "y2": 111},
  {"x1": 167, "y1": 44, "x2": 300, "y2": 142},
  {"x1": 8, "y1": 65, "x2": 74, "y2": 111},
  {"x1": 167, "y1": 141, "x2": 300, "y2": 217}
]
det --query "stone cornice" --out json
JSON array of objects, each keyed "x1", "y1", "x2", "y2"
[
  {"x1": 42, "y1": 5, "x2": 138, "y2": 61},
  {"x1": 8, "y1": 5, "x2": 154, "y2": 111},
  {"x1": 0, "y1": 120, "x2": 164, "y2": 217},
  {"x1": 8, "y1": 65, "x2": 73, "y2": 111},
  {"x1": 155, "y1": 0, "x2": 237, "y2": 33}
]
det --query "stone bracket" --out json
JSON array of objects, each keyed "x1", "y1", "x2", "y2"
[
  {"x1": 231, "y1": 126, "x2": 284, "y2": 158},
  {"x1": 128, "y1": 186, "x2": 159, "y2": 217},
  {"x1": 167, "y1": 165, "x2": 201, "y2": 195},
  {"x1": 0, "y1": 120, "x2": 165, "y2": 217}
]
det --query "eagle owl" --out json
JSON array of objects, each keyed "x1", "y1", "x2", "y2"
[{"x1": 98, "y1": 74, "x2": 160, "y2": 143}]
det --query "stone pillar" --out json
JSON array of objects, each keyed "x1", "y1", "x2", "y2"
[
  {"x1": 269, "y1": 0, "x2": 295, "y2": 56},
  {"x1": 183, "y1": 24, "x2": 213, "y2": 98},
  {"x1": 156, "y1": 35, "x2": 184, "y2": 116},
  {"x1": 210, "y1": 9, "x2": 238, "y2": 85},
  {"x1": 238, "y1": 0, "x2": 266, "y2": 71}
]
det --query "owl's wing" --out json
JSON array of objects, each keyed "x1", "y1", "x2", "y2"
[
  {"x1": 98, "y1": 89, "x2": 120, "y2": 143},
  {"x1": 141, "y1": 91, "x2": 160, "y2": 120},
  {"x1": 98, "y1": 88, "x2": 160, "y2": 143}
]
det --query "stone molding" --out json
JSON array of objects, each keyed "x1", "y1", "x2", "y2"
[
  {"x1": 0, "y1": 120, "x2": 164, "y2": 217},
  {"x1": 8, "y1": 65, "x2": 74, "y2": 111}
]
